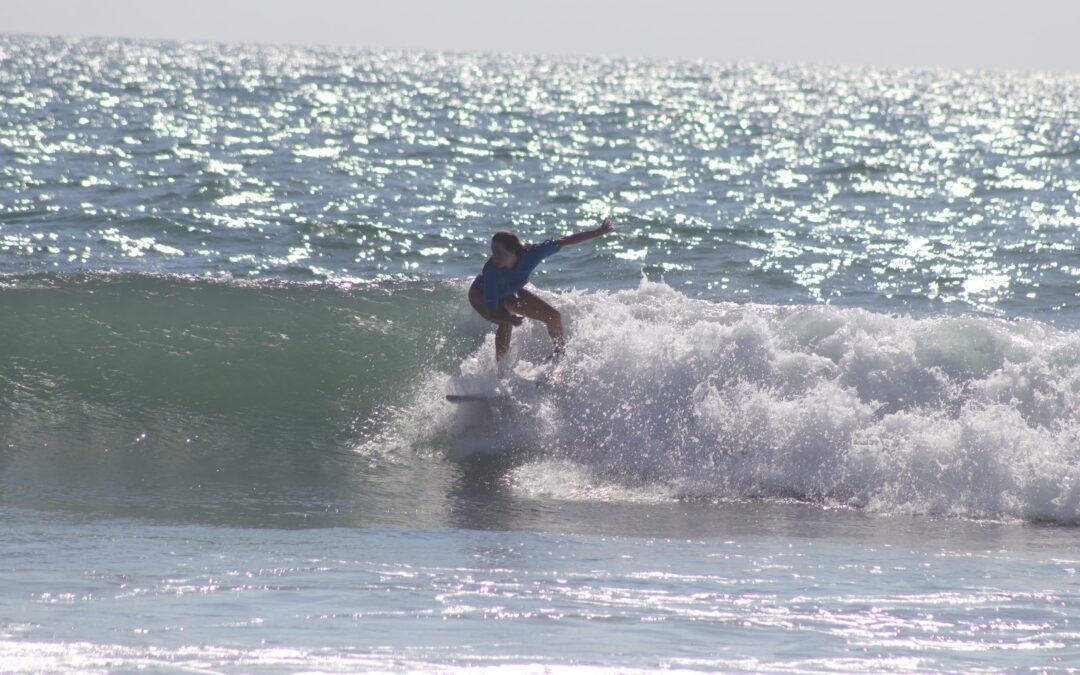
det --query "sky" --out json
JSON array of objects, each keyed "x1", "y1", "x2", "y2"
[{"x1": 3, "y1": 0, "x2": 1079, "y2": 73}]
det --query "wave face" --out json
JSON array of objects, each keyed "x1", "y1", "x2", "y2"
[
  {"x1": 0, "y1": 274, "x2": 474, "y2": 519},
  {"x1": 386, "y1": 278, "x2": 1080, "y2": 524}
]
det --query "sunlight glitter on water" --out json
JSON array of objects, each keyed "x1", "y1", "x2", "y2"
[{"x1": 2, "y1": 35, "x2": 1079, "y2": 320}]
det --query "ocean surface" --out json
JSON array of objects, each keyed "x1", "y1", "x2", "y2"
[{"x1": 3, "y1": 33, "x2": 1080, "y2": 672}]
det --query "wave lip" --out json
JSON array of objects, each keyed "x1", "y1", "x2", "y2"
[{"x1": 401, "y1": 279, "x2": 1080, "y2": 525}]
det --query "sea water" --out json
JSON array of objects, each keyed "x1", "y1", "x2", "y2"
[{"x1": 2, "y1": 34, "x2": 1080, "y2": 671}]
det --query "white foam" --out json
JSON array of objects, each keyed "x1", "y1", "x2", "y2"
[
  {"x1": 384, "y1": 278, "x2": 1080, "y2": 523},
  {"x1": 509, "y1": 458, "x2": 672, "y2": 504}
]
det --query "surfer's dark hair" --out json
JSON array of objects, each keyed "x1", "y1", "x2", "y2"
[{"x1": 491, "y1": 230, "x2": 526, "y2": 256}]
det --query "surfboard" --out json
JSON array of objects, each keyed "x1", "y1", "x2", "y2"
[
  {"x1": 445, "y1": 393, "x2": 499, "y2": 403},
  {"x1": 445, "y1": 372, "x2": 547, "y2": 403}
]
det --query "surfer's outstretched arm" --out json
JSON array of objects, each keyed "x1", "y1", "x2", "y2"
[{"x1": 556, "y1": 218, "x2": 616, "y2": 248}]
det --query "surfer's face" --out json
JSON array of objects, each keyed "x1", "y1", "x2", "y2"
[{"x1": 491, "y1": 242, "x2": 517, "y2": 268}]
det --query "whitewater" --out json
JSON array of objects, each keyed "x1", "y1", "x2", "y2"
[
  {"x1": 391, "y1": 277, "x2": 1080, "y2": 524},
  {"x1": 3, "y1": 34, "x2": 1080, "y2": 672}
]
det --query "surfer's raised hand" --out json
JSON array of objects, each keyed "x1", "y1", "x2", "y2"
[{"x1": 557, "y1": 218, "x2": 617, "y2": 248}]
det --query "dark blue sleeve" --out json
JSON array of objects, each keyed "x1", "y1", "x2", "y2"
[{"x1": 534, "y1": 239, "x2": 560, "y2": 261}]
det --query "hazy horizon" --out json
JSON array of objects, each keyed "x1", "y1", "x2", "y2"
[{"x1": 3, "y1": 0, "x2": 1079, "y2": 73}]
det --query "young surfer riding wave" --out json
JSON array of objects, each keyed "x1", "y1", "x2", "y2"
[{"x1": 469, "y1": 218, "x2": 616, "y2": 367}]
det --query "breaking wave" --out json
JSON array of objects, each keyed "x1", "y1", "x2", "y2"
[
  {"x1": 384, "y1": 277, "x2": 1080, "y2": 524},
  {"x1": 5, "y1": 272, "x2": 1080, "y2": 525}
]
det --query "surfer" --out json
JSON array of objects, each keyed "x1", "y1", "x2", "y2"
[{"x1": 469, "y1": 218, "x2": 616, "y2": 366}]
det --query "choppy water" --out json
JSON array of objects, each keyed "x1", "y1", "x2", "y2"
[
  {"x1": 3, "y1": 35, "x2": 1080, "y2": 319},
  {"x1": 7, "y1": 508, "x2": 1080, "y2": 673},
  {"x1": 3, "y1": 34, "x2": 1080, "y2": 672}
]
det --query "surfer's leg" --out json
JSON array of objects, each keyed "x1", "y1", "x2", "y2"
[
  {"x1": 468, "y1": 282, "x2": 494, "y2": 320},
  {"x1": 495, "y1": 322, "x2": 512, "y2": 362},
  {"x1": 505, "y1": 288, "x2": 565, "y2": 352},
  {"x1": 470, "y1": 283, "x2": 513, "y2": 363}
]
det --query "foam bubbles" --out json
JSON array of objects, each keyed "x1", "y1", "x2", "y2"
[{"x1": 385, "y1": 278, "x2": 1080, "y2": 524}]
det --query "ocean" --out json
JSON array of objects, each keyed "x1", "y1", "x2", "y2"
[{"x1": 2, "y1": 33, "x2": 1080, "y2": 671}]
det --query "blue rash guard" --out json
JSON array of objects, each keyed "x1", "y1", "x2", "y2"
[{"x1": 475, "y1": 239, "x2": 561, "y2": 310}]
